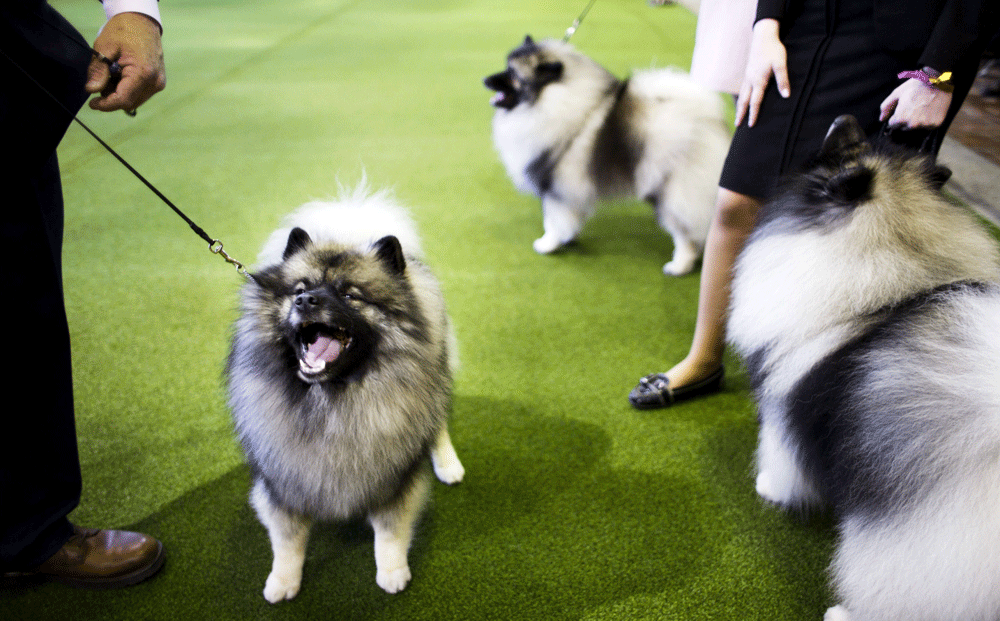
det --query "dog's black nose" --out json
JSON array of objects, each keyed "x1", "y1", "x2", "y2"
[{"x1": 295, "y1": 292, "x2": 318, "y2": 310}]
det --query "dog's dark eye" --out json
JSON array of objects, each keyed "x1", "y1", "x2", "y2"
[
  {"x1": 342, "y1": 286, "x2": 365, "y2": 301},
  {"x1": 293, "y1": 283, "x2": 307, "y2": 296}
]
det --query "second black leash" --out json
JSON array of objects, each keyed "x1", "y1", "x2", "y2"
[{"x1": 563, "y1": 0, "x2": 599, "y2": 42}]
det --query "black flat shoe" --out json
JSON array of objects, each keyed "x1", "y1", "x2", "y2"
[{"x1": 629, "y1": 366, "x2": 724, "y2": 410}]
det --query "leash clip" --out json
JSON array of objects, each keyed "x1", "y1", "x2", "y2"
[{"x1": 210, "y1": 239, "x2": 250, "y2": 279}]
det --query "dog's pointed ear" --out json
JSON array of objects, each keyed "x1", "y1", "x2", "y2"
[
  {"x1": 524, "y1": 34, "x2": 534, "y2": 45},
  {"x1": 820, "y1": 115, "x2": 867, "y2": 159},
  {"x1": 373, "y1": 235, "x2": 405, "y2": 274},
  {"x1": 536, "y1": 61, "x2": 564, "y2": 84},
  {"x1": 283, "y1": 227, "x2": 312, "y2": 260},
  {"x1": 930, "y1": 164, "x2": 952, "y2": 190},
  {"x1": 824, "y1": 167, "x2": 873, "y2": 204}
]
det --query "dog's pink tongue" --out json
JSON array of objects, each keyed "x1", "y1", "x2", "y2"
[{"x1": 304, "y1": 336, "x2": 342, "y2": 366}]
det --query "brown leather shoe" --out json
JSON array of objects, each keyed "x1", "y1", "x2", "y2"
[{"x1": 28, "y1": 526, "x2": 165, "y2": 589}]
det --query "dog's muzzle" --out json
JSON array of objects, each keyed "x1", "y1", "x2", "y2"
[
  {"x1": 292, "y1": 292, "x2": 353, "y2": 379},
  {"x1": 484, "y1": 70, "x2": 520, "y2": 110}
]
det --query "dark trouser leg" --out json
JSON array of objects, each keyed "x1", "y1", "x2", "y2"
[{"x1": 0, "y1": 2, "x2": 92, "y2": 570}]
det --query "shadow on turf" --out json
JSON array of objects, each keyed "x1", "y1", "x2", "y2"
[
  {"x1": 488, "y1": 199, "x2": 679, "y2": 266},
  {"x1": 2, "y1": 394, "x2": 828, "y2": 620}
]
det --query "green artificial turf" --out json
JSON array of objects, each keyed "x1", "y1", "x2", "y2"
[{"x1": 4, "y1": 0, "x2": 837, "y2": 618}]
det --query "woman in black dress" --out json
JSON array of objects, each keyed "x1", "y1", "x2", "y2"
[{"x1": 630, "y1": 0, "x2": 998, "y2": 408}]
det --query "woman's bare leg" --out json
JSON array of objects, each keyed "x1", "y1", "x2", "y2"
[{"x1": 662, "y1": 187, "x2": 762, "y2": 387}]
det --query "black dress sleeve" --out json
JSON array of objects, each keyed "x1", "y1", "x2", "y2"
[
  {"x1": 755, "y1": 0, "x2": 788, "y2": 23},
  {"x1": 919, "y1": 0, "x2": 999, "y2": 71}
]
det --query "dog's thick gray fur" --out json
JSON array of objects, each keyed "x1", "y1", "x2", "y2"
[
  {"x1": 226, "y1": 186, "x2": 463, "y2": 601},
  {"x1": 728, "y1": 116, "x2": 1000, "y2": 621},
  {"x1": 485, "y1": 36, "x2": 730, "y2": 276}
]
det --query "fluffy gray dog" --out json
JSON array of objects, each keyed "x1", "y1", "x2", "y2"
[
  {"x1": 485, "y1": 36, "x2": 729, "y2": 276},
  {"x1": 728, "y1": 115, "x2": 1000, "y2": 621},
  {"x1": 227, "y1": 186, "x2": 464, "y2": 601}
]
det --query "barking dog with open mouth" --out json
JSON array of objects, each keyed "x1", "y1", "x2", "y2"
[
  {"x1": 226, "y1": 186, "x2": 464, "y2": 601},
  {"x1": 485, "y1": 36, "x2": 730, "y2": 275},
  {"x1": 728, "y1": 115, "x2": 1000, "y2": 621}
]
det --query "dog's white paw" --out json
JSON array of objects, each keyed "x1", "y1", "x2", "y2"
[
  {"x1": 433, "y1": 458, "x2": 465, "y2": 485},
  {"x1": 263, "y1": 572, "x2": 301, "y2": 603},
  {"x1": 824, "y1": 605, "x2": 852, "y2": 621},
  {"x1": 662, "y1": 239, "x2": 699, "y2": 276},
  {"x1": 755, "y1": 467, "x2": 821, "y2": 508},
  {"x1": 533, "y1": 234, "x2": 563, "y2": 254},
  {"x1": 755, "y1": 470, "x2": 785, "y2": 505},
  {"x1": 663, "y1": 254, "x2": 698, "y2": 276},
  {"x1": 431, "y1": 434, "x2": 465, "y2": 485},
  {"x1": 376, "y1": 565, "x2": 412, "y2": 594}
]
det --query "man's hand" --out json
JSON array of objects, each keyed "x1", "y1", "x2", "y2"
[{"x1": 86, "y1": 12, "x2": 165, "y2": 113}]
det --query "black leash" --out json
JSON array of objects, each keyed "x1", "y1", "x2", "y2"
[{"x1": 1, "y1": 15, "x2": 253, "y2": 280}]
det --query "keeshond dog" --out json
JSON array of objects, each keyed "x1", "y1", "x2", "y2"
[
  {"x1": 226, "y1": 186, "x2": 465, "y2": 601},
  {"x1": 727, "y1": 115, "x2": 1000, "y2": 621},
  {"x1": 484, "y1": 36, "x2": 729, "y2": 275}
]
